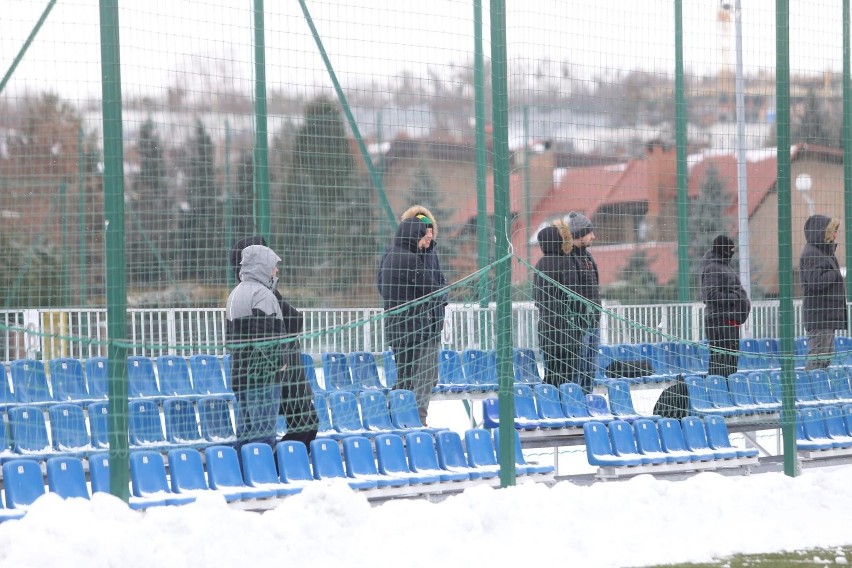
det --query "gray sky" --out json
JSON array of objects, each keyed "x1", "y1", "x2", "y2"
[{"x1": 0, "y1": 0, "x2": 846, "y2": 103}]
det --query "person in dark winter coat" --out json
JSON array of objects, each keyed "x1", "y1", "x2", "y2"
[
  {"x1": 378, "y1": 217, "x2": 442, "y2": 419},
  {"x1": 378, "y1": 205, "x2": 448, "y2": 424},
  {"x1": 566, "y1": 211, "x2": 601, "y2": 393},
  {"x1": 800, "y1": 215, "x2": 847, "y2": 370},
  {"x1": 533, "y1": 221, "x2": 583, "y2": 387},
  {"x1": 228, "y1": 237, "x2": 318, "y2": 448},
  {"x1": 701, "y1": 235, "x2": 751, "y2": 377}
]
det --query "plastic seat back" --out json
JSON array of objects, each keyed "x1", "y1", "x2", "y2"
[
  {"x1": 189, "y1": 354, "x2": 229, "y2": 397},
  {"x1": 128, "y1": 399, "x2": 166, "y2": 447},
  {"x1": 657, "y1": 417, "x2": 690, "y2": 453},
  {"x1": 533, "y1": 383, "x2": 568, "y2": 420},
  {"x1": 207, "y1": 445, "x2": 270, "y2": 497},
  {"x1": 327, "y1": 390, "x2": 364, "y2": 434},
  {"x1": 130, "y1": 450, "x2": 172, "y2": 497},
  {"x1": 127, "y1": 356, "x2": 161, "y2": 399},
  {"x1": 89, "y1": 453, "x2": 111, "y2": 493},
  {"x1": 822, "y1": 406, "x2": 852, "y2": 440},
  {"x1": 513, "y1": 348, "x2": 542, "y2": 384},
  {"x1": 85, "y1": 357, "x2": 109, "y2": 400},
  {"x1": 608, "y1": 419, "x2": 641, "y2": 457},
  {"x1": 464, "y1": 428, "x2": 499, "y2": 468},
  {"x1": 8, "y1": 405, "x2": 51, "y2": 454},
  {"x1": 658, "y1": 342, "x2": 682, "y2": 374},
  {"x1": 310, "y1": 438, "x2": 347, "y2": 480},
  {"x1": 683, "y1": 374, "x2": 715, "y2": 414},
  {"x1": 381, "y1": 351, "x2": 397, "y2": 390},
  {"x1": 348, "y1": 351, "x2": 384, "y2": 391},
  {"x1": 513, "y1": 384, "x2": 540, "y2": 423},
  {"x1": 829, "y1": 368, "x2": 852, "y2": 400},
  {"x1": 163, "y1": 398, "x2": 202, "y2": 444},
  {"x1": 586, "y1": 394, "x2": 613, "y2": 420},
  {"x1": 607, "y1": 379, "x2": 639, "y2": 418},
  {"x1": 87, "y1": 401, "x2": 111, "y2": 449},
  {"x1": 808, "y1": 369, "x2": 837, "y2": 402},
  {"x1": 705, "y1": 374, "x2": 737, "y2": 409},
  {"x1": 156, "y1": 355, "x2": 194, "y2": 398},
  {"x1": 799, "y1": 407, "x2": 830, "y2": 440},
  {"x1": 197, "y1": 396, "x2": 236, "y2": 442},
  {"x1": 746, "y1": 371, "x2": 779, "y2": 406},
  {"x1": 49, "y1": 358, "x2": 91, "y2": 403},
  {"x1": 167, "y1": 447, "x2": 208, "y2": 493},
  {"x1": 404, "y1": 431, "x2": 446, "y2": 473},
  {"x1": 559, "y1": 382, "x2": 591, "y2": 418},
  {"x1": 374, "y1": 433, "x2": 410, "y2": 475},
  {"x1": 758, "y1": 338, "x2": 781, "y2": 370},
  {"x1": 582, "y1": 421, "x2": 617, "y2": 465},
  {"x1": 241, "y1": 442, "x2": 282, "y2": 486},
  {"x1": 300, "y1": 353, "x2": 322, "y2": 394},
  {"x1": 10, "y1": 359, "x2": 52, "y2": 405},
  {"x1": 679, "y1": 343, "x2": 707, "y2": 374},
  {"x1": 321, "y1": 352, "x2": 354, "y2": 391},
  {"x1": 2, "y1": 459, "x2": 46, "y2": 508},
  {"x1": 633, "y1": 418, "x2": 665, "y2": 454},
  {"x1": 461, "y1": 349, "x2": 497, "y2": 390},
  {"x1": 341, "y1": 435, "x2": 380, "y2": 477},
  {"x1": 0, "y1": 362, "x2": 14, "y2": 408},
  {"x1": 834, "y1": 336, "x2": 852, "y2": 367},
  {"x1": 794, "y1": 337, "x2": 809, "y2": 369},
  {"x1": 313, "y1": 392, "x2": 334, "y2": 433},
  {"x1": 388, "y1": 388, "x2": 426, "y2": 429},
  {"x1": 738, "y1": 338, "x2": 764, "y2": 371},
  {"x1": 727, "y1": 373, "x2": 755, "y2": 407},
  {"x1": 276, "y1": 440, "x2": 314, "y2": 483},
  {"x1": 46, "y1": 456, "x2": 90, "y2": 500},
  {"x1": 794, "y1": 369, "x2": 819, "y2": 404},
  {"x1": 435, "y1": 430, "x2": 469, "y2": 471},
  {"x1": 680, "y1": 416, "x2": 713, "y2": 451},
  {"x1": 48, "y1": 403, "x2": 91, "y2": 453},
  {"x1": 359, "y1": 390, "x2": 396, "y2": 432},
  {"x1": 438, "y1": 349, "x2": 466, "y2": 391}
]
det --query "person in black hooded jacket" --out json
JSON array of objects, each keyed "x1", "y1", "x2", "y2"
[
  {"x1": 378, "y1": 218, "x2": 442, "y2": 405},
  {"x1": 533, "y1": 221, "x2": 583, "y2": 387},
  {"x1": 229, "y1": 236, "x2": 318, "y2": 447},
  {"x1": 701, "y1": 235, "x2": 751, "y2": 378},
  {"x1": 800, "y1": 215, "x2": 847, "y2": 370}
]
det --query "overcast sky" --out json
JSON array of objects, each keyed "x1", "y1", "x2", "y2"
[{"x1": 0, "y1": 0, "x2": 847, "y2": 103}]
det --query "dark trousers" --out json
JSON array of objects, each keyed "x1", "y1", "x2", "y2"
[{"x1": 706, "y1": 321, "x2": 740, "y2": 378}]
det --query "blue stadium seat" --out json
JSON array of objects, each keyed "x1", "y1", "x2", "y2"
[
  {"x1": 758, "y1": 338, "x2": 781, "y2": 370},
  {"x1": 609, "y1": 419, "x2": 665, "y2": 465},
  {"x1": 822, "y1": 406, "x2": 852, "y2": 446},
  {"x1": 461, "y1": 349, "x2": 497, "y2": 392},
  {"x1": 637, "y1": 343, "x2": 675, "y2": 383},
  {"x1": 381, "y1": 350, "x2": 397, "y2": 390},
  {"x1": 534, "y1": 383, "x2": 585, "y2": 428},
  {"x1": 794, "y1": 337, "x2": 809, "y2": 369},
  {"x1": 46, "y1": 456, "x2": 90, "y2": 500},
  {"x1": 388, "y1": 389, "x2": 443, "y2": 433},
  {"x1": 87, "y1": 401, "x2": 111, "y2": 450},
  {"x1": 833, "y1": 336, "x2": 852, "y2": 367},
  {"x1": 347, "y1": 351, "x2": 385, "y2": 391},
  {"x1": 828, "y1": 367, "x2": 852, "y2": 403},
  {"x1": 703, "y1": 415, "x2": 759, "y2": 459},
  {"x1": 327, "y1": 390, "x2": 370, "y2": 436},
  {"x1": 607, "y1": 379, "x2": 656, "y2": 421},
  {"x1": 657, "y1": 417, "x2": 709, "y2": 462},
  {"x1": 726, "y1": 373, "x2": 765, "y2": 414},
  {"x1": 222, "y1": 354, "x2": 232, "y2": 390},
  {"x1": 681, "y1": 415, "x2": 736, "y2": 460},
  {"x1": 463, "y1": 428, "x2": 501, "y2": 478},
  {"x1": 48, "y1": 403, "x2": 93, "y2": 456},
  {"x1": 275, "y1": 440, "x2": 315, "y2": 487},
  {"x1": 793, "y1": 369, "x2": 823, "y2": 408},
  {"x1": 321, "y1": 352, "x2": 355, "y2": 391},
  {"x1": 310, "y1": 438, "x2": 377, "y2": 490},
  {"x1": 738, "y1": 338, "x2": 765, "y2": 371},
  {"x1": 130, "y1": 450, "x2": 195, "y2": 508},
  {"x1": 798, "y1": 408, "x2": 845, "y2": 449},
  {"x1": 240, "y1": 443, "x2": 302, "y2": 496},
  {"x1": 196, "y1": 395, "x2": 236, "y2": 443},
  {"x1": 300, "y1": 353, "x2": 323, "y2": 394},
  {"x1": 359, "y1": 390, "x2": 405, "y2": 435},
  {"x1": 481, "y1": 397, "x2": 500, "y2": 429},
  {"x1": 586, "y1": 394, "x2": 616, "y2": 422},
  {"x1": 705, "y1": 374, "x2": 747, "y2": 416},
  {"x1": 9, "y1": 359, "x2": 53, "y2": 407},
  {"x1": 436, "y1": 349, "x2": 466, "y2": 393},
  {"x1": 633, "y1": 417, "x2": 689, "y2": 464},
  {"x1": 189, "y1": 354, "x2": 234, "y2": 401},
  {"x1": 84, "y1": 357, "x2": 110, "y2": 400},
  {"x1": 0, "y1": 362, "x2": 15, "y2": 412},
  {"x1": 163, "y1": 397, "x2": 204, "y2": 446},
  {"x1": 678, "y1": 342, "x2": 708, "y2": 375},
  {"x1": 8, "y1": 405, "x2": 60, "y2": 459},
  {"x1": 167, "y1": 447, "x2": 212, "y2": 498},
  {"x1": 435, "y1": 430, "x2": 495, "y2": 480},
  {"x1": 745, "y1": 371, "x2": 781, "y2": 411},
  {"x1": 374, "y1": 433, "x2": 440, "y2": 485},
  {"x1": 156, "y1": 355, "x2": 196, "y2": 399},
  {"x1": 127, "y1": 356, "x2": 164, "y2": 401},
  {"x1": 128, "y1": 399, "x2": 169, "y2": 450},
  {"x1": 405, "y1": 431, "x2": 469, "y2": 482},
  {"x1": 493, "y1": 427, "x2": 554, "y2": 475},
  {"x1": 513, "y1": 383, "x2": 566, "y2": 429},
  {"x1": 683, "y1": 374, "x2": 737, "y2": 417},
  {"x1": 342, "y1": 435, "x2": 409, "y2": 488},
  {"x1": 583, "y1": 421, "x2": 642, "y2": 467},
  {"x1": 657, "y1": 342, "x2": 682, "y2": 375},
  {"x1": 49, "y1": 358, "x2": 97, "y2": 405},
  {"x1": 513, "y1": 348, "x2": 542, "y2": 384},
  {"x1": 559, "y1": 382, "x2": 593, "y2": 422},
  {"x1": 2, "y1": 459, "x2": 46, "y2": 509},
  {"x1": 595, "y1": 345, "x2": 614, "y2": 384},
  {"x1": 88, "y1": 453, "x2": 111, "y2": 494},
  {"x1": 206, "y1": 445, "x2": 278, "y2": 501},
  {"x1": 808, "y1": 369, "x2": 839, "y2": 404},
  {"x1": 312, "y1": 392, "x2": 344, "y2": 440}
]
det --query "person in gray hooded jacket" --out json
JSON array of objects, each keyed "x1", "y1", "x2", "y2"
[{"x1": 226, "y1": 244, "x2": 285, "y2": 448}]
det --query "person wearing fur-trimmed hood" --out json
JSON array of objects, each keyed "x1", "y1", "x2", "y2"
[{"x1": 800, "y1": 214, "x2": 847, "y2": 370}]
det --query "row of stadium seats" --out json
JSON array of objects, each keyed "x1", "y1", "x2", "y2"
[
  {"x1": 0, "y1": 429, "x2": 553, "y2": 518},
  {"x1": 583, "y1": 415, "x2": 759, "y2": 477},
  {"x1": 796, "y1": 406, "x2": 852, "y2": 456}
]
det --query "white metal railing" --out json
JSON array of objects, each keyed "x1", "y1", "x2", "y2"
[{"x1": 0, "y1": 299, "x2": 827, "y2": 364}]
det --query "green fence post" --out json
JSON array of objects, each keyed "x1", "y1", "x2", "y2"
[
  {"x1": 253, "y1": 0, "x2": 270, "y2": 240},
  {"x1": 674, "y1": 0, "x2": 690, "y2": 303}
]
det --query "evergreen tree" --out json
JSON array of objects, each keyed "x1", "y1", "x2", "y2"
[
  {"x1": 606, "y1": 250, "x2": 677, "y2": 304},
  {"x1": 233, "y1": 148, "x2": 255, "y2": 240},
  {"x1": 688, "y1": 164, "x2": 733, "y2": 299},
  {"x1": 793, "y1": 89, "x2": 835, "y2": 147},
  {"x1": 183, "y1": 119, "x2": 220, "y2": 282}
]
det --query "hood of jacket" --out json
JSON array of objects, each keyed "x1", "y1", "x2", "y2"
[
  {"x1": 401, "y1": 205, "x2": 438, "y2": 238},
  {"x1": 702, "y1": 247, "x2": 732, "y2": 267},
  {"x1": 804, "y1": 214, "x2": 840, "y2": 246},
  {"x1": 229, "y1": 235, "x2": 267, "y2": 280},
  {"x1": 394, "y1": 218, "x2": 428, "y2": 254},
  {"x1": 537, "y1": 220, "x2": 573, "y2": 256},
  {"x1": 239, "y1": 244, "x2": 281, "y2": 289}
]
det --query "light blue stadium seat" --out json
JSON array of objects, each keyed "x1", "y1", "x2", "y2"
[
  {"x1": 84, "y1": 357, "x2": 109, "y2": 401},
  {"x1": 585, "y1": 393, "x2": 616, "y2": 422},
  {"x1": 608, "y1": 419, "x2": 665, "y2": 465},
  {"x1": 794, "y1": 337, "x2": 809, "y2": 369},
  {"x1": 828, "y1": 368, "x2": 852, "y2": 403},
  {"x1": 374, "y1": 433, "x2": 440, "y2": 485},
  {"x1": 240, "y1": 443, "x2": 302, "y2": 496},
  {"x1": 48, "y1": 403, "x2": 93, "y2": 456},
  {"x1": 49, "y1": 358, "x2": 97, "y2": 405},
  {"x1": 833, "y1": 336, "x2": 852, "y2": 367},
  {"x1": 678, "y1": 342, "x2": 708, "y2": 375},
  {"x1": 681, "y1": 415, "x2": 736, "y2": 460},
  {"x1": 130, "y1": 450, "x2": 195, "y2": 508},
  {"x1": 436, "y1": 349, "x2": 466, "y2": 393},
  {"x1": 758, "y1": 338, "x2": 781, "y2": 370},
  {"x1": 583, "y1": 421, "x2": 642, "y2": 467},
  {"x1": 167, "y1": 446, "x2": 212, "y2": 498},
  {"x1": 188, "y1": 354, "x2": 234, "y2": 401},
  {"x1": 798, "y1": 407, "x2": 845, "y2": 449},
  {"x1": 435, "y1": 430, "x2": 495, "y2": 480},
  {"x1": 310, "y1": 438, "x2": 377, "y2": 490},
  {"x1": 342, "y1": 435, "x2": 409, "y2": 488},
  {"x1": 388, "y1": 389, "x2": 443, "y2": 433},
  {"x1": 163, "y1": 397, "x2": 204, "y2": 446},
  {"x1": 359, "y1": 390, "x2": 405, "y2": 435},
  {"x1": 534, "y1": 383, "x2": 586, "y2": 428},
  {"x1": 808, "y1": 369, "x2": 839, "y2": 404},
  {"x1": 513, "y1": 348, "x2": 542, "y2": 384},
  {"x1": 156, "y1": 355, "x2": 196, "y2": 399},
  {"x1": 312, "y1": 392, "x2": 344, "y2": 440},
  {"x1": 46, "y1": 456, "x2": 90, "y2": 500},
  {"x1": 705, "y1": 374, "x2": 747, "y2": 416},
  {"x1": 461, "y1": 348, "x2": 497, "y2": 392},
  {"x1": 300, "y1": 353, "x2": 323, "y2": 394},
  {"x1": 633, "y1": 417, "x2": 689, "y2": 464},
  {"x1": 88, "y1": 453, "x2": 111, "y2": 494},
  {"x1": 8, "y1": 405, "x2": 61, "y2": 459},
  {"x1": 684, "y1": 374, "x2": 737, "y2": 417},
  {"x1": 822, "y1": 406, "x2": 852, "y2": 445},
  {"x1": 738, "y1": 338, "x2": 765, "y2": 371},
  {"x1": 463, "y1": 428, "x2": 501, "y2": 478},
  {"x1": 321, "y1": 352, "x2": 355, "y2": 391},
  {"x1": 197, "y1": 395, "x2": 236, "y2": 443},
  {"x1": 127, "y1": 356, "x2": 164, "y2": 401},
  {"x1": 559, "y1": 382, "x2": 593, "y2": 422},
  {"x1": 381, "y1": 351, "x2": 397, "y2": 391},
  {"x1": 0, "y1": 362, "x2": 15, "y2": 412},
  {"x1": 348, "y1": 351, "x2": 385, "y2": 391},
  {"x1": 513, "y1": 383, "x2": 566, "y2": 429},
  {"x1": 327, "y1": 390, "x2": 370, "y2": 437},
  {"x1": 793, "y1": 369, "x2": 823, "y2": 408},
  {"x1": 703, "y1": 415, "x2": 759, "y2": 459},
  {"x1": 405, "y1": 431, "x2": 469, "y2": 482},
  {"x1": 745, "y1": 371, "x2": 781, "y2": 411},
  {"x1": 276, "y1": 440, "x2": 315, "y2": 486},
  {"x1": 657, "y1": 417, "x2": 709, "y2": 462},
  {"x1": 9, "y1": 359, "x2": 53, "y2": 407},
  {"x1": 2, "y1": 459, "x2": 46, "y2": 509},
  {"x1": 206, "y1": 445, "x2": 278, "y2": 501},
  {"x1": 481, "y1": 397, "x2": 500, "y2": 429},
  {"x1": 87, "y1": 401, "x2": 110, "y2": 450},
  {"x1": 128, "y1": 399, "x2": 170, "y2": 450},
  {"x1": 493, "y1": 427, "x2": 554, "y2": 475},
  {"x1": 607, "y1": 379, "x2": 656, "y2": 421},
  {"x1": 726, "y1": 373, "x2": 766, "y2": 414}
]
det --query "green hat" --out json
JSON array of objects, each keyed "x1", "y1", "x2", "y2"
[{"x1": 416, "y1": 214, "x2": 433, "y2": 227}]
